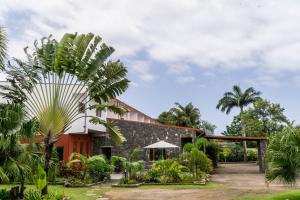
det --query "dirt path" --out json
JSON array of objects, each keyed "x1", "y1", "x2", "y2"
[{"x1": 105, "y1": 163, "x2": 288, "y2": 200}]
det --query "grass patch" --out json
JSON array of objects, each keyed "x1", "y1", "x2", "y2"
[
  {"x1": 235, "y1": 190, "x2": 300, "y2": 200},
  {"x1": 0, "y1": 184, "x2": 111, "y2": 200},
  {"x1": 0, "y1": 183, "x2": 221, "y2": 200}
]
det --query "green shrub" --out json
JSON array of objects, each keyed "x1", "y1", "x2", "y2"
[
  {"x1": 219, "y1": 143, "x2": 244, "y2": 162},
  {"x1": 111, "y1": 156, "x2": 126, "y2": 173},
  {"x1": 180, "y1": 147, "x2": 213, "y2": 174},
  {"x1": 64, "y1": 177, "x2": 85, "y2": 186},
  {"x1": 0, "y1": 189, "x2": 10, "y2": 200},
  {"x1": 183, "y1": 143, "x2": 194, "y2": 152},
  {"x1": 144, "y1": 168, "x2": 160, "y2": 183},
  {"x1": 123, "y1": 160, "x2": 145, "y2": 181},
  {"x1": 127, "y1": 179, "x2": 139, "y2": 184},
  {"x1": 87, "y1": 155, "x2": 113, "y2": 182},
  {"x1": 25, "y1": 190, "x2": 63, "y2": 200},
  {"x1": 145, "y1": 159, "x2": 186, "y2": 183},
  {"x1": 247, "y1": 150, "x2": 257, "y2": 161},
  {"x1": 25, "y1": 190, "x2": 42, "y2": 200},
  {"x1": 181, "y1": 172, "x2": 195, "y2": 183},
  {"x1": 206, "y1": 141, "x2": 220, "y2": 168}
]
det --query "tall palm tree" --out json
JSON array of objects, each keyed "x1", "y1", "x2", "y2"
[
  {"x1": 0, "y1": 26, "x2": 7, "y2": 69},
  {"x1": 216, "y1": 85, "x2": 261, "y2": 161},
  {"x1": 170, "y1": 102, "x2": 201, "y2": 128},
  {"x1": 0, "y1": 33, "x2": 129, "y2": 195}
]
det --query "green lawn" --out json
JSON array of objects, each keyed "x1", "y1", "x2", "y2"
[
  {"x1": 0, "y1": 185, "x2": 110, "y2": 200},
  {"x1": 235, "y1": 190, "x2": 300, "y2": 200},
  {"x1": 0, "y1": 183, "x2": 221, "y2": 200}
]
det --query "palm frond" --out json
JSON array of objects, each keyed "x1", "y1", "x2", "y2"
[
  {"x1": 89, "y1": 117, "x2": 126, "y2": 145},
  {"x1": 0, "y1": 27, "x2": 7, "y2": 70}
]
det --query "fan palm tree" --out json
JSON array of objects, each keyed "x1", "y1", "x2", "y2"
[
  {"x1": 170, "y1": 102, "x2": 201, "y2": 128},
  {"x1": 0, "y1": 26, "x2": 7, "y2": 69},
  {"x1": 216, "y1": 85, "x2": 261, "y2": 161},
  {"x1": 0, "y1": 33, "x2": 129, "y2": 194}
]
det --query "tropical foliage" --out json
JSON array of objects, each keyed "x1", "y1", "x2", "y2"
[
  {"x1": 217, "y1": 85, "x2": 261, "y2": 161},
  {"x1": 222, "y1": 115, "x2": 242, "y2": 136},
  {"x1": 0, "y1": 103, "x2": 42, "y2": 199},
  {"x1": 111, "y1": 156, "x2": 126, "y2": 172},
  {"x1": 158, "y1": 102, "x2": 201, "y2": 128},
  {"x1": 181, "y1": 142, "x2": 213, "y2": 175},
  {"x1": 157, "y1": 102, "x2": 216, "y2": 133},
  {"x1": 120, "y1": 147, "x2": 145, "y2": 183},
  {"x1": 219, "y1": 143, "x2": 257, "y2": 162},
  {"x1": 266, "y1": 126, "x2": 300, "y2": 185},
  {"x1": 66, "y1": 153, "x2": 113, "y2": 184},
  {"x1": 201, "y1": 120, "x2": 217, "y2": 135},
  {"x1": 145, "y1": 159, "x2": 187, "y2": 184},
  {"x1": 223, "y1": 99, "x2": 289, "y2": 138},
  {"x1": 0, "y1": 32, "x2": 129, "y2": 194},
  {"x1": 241, "y1": 99, "x2": 289, "y2": 137}
]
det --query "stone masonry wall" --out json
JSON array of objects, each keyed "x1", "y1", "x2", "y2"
[{"x1": 93, "y1": 120, "x2": 198, "y2": 161}]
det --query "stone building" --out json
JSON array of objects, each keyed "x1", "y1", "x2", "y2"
[{"x1": 92, "y1": 119, "x2": 205, "y2": 161}]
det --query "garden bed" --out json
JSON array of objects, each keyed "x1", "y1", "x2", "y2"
[
  {"x1": 112, "y1": 181, "x2": 206, "y2": 188},
  {"x1": 112, "y1": 183, "x2": 143, "y2": 188}
]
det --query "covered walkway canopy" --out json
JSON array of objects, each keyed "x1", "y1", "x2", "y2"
[
  {"x1": 205, "y1": 135, "x2": 267, "y2": 141},
  {"x1": 204, "y1": 135, "x2": 267, "y2": 173}
]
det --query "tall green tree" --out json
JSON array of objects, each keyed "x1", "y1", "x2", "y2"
[
  {"x1": 222, "y1": 115, "x2": 242, "y2": 136},
  {"x1": 241, "y1": 99, "x2": 289, "y2": 137},
  {"x1": 0, "y1": 33, "x2": 129, "y2": 194},
  {"x1": 0, "y1": 26, "x2": 7, "y2": 69},
  {"x1": 217, "y1": 85, "x2": 261, "y2": 161},
  {"x1": 200, "y1": 120, "x2": 217, "y2": 135},
  {"x1": 158, "y1": 102, "x2": 201, "y2": 128}
]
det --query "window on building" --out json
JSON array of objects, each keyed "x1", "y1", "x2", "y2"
[
  {"x1": 73, "y1": 141, "x2": 77, "y2": 153},
  {"x1": 96, "y1": 109, "x2": 102, "y2": 117},
  {"x1": 56, "y1": 147, "x2": 64, "y2": 161},
  {"x1": 78, "y1": 102, "x2": 85, "y2": 113},
  {"x1": 80, "y1": 141, "x2": 84, "y2": 154}
]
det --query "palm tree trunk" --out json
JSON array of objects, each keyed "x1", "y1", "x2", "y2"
[
  {"x1": 20, "y1": 171, "x2": 25, "y2": 199},
  {"x1": 240, "y1": 107, "x2": 247, "y2": 162},
  {"x1": 42, "y1": 131, "x2": 53, "y2": 195}
]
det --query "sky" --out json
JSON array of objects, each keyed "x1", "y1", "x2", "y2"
[{"x1": 1, "y1": 0, "x2": 300, "y2": 133}]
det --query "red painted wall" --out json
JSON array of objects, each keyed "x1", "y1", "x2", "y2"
[
  {"x1": 22, "y1": 133, "x2": 92, "y2": 162},
  {"x1": 55, "y1": 134, "x2": 92, "y2": 161}
]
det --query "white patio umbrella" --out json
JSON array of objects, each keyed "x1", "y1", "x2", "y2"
[
  {"x1": 144, "y1": 140, "x2": 179, "y2": 160},
  {"x1": 144, "y1": 140, "x2": 179, "y2": 149}
]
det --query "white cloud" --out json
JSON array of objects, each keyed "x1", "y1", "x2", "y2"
[
  {"x1": 293, "y1": 76, "x2": 300, "y2": 88},
  {"x1": 203, "y1": 71, "x2": 216, "y2": 79},
  {"x1": 167, "y1": 63, "x2": 191, "y2": 75},
  {"x1": 2, "y1": 0, "x2": 300, "y2": 81},
  {"x1": 257, "y1": 75, "x2": 281, "y2": 87},
  {"x1": 176, "y1": 76, "x2": 195, "y2": 84},
  {"x1": 130, "y1": 60, "x2": 156, "y2": 81}
]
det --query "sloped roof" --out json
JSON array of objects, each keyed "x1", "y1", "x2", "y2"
[{"x1": 144, "y1": 140, "x2": 179, "y2": 149}]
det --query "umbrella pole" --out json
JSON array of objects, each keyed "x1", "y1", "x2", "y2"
[{"x1": 153, "y1": 149, "x2": 155, "y2": 161}]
